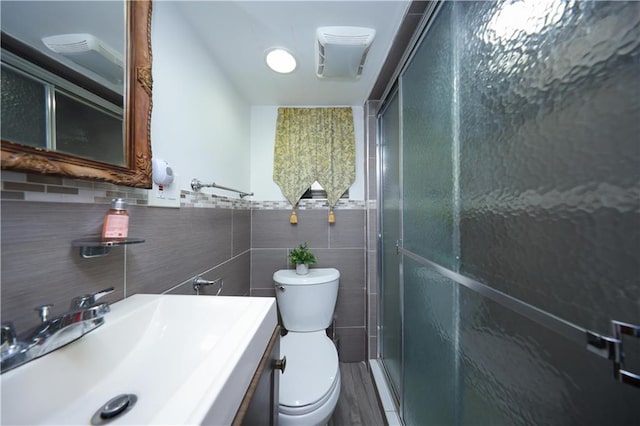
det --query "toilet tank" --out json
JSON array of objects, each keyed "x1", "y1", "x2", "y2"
[{"x1": 273, "y1": 268, "x2": 339, "y2": 332}]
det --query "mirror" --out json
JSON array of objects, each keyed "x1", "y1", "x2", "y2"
[{"x1": 0, "y1": 0, "x2": 152, "y2": 188}]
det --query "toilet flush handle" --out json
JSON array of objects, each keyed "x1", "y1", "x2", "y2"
[
  {"x1": 277, "y1": 286, "x2": 286, "y2": 292},
  {"x1": 273, "y1": 356, "x2": 287, "y2": 374}
]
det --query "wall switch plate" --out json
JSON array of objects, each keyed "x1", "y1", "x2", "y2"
[{"x1": 148, "y1": 174, "x2": 181, "y2": 208}]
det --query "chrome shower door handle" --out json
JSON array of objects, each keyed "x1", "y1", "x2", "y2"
[{"x1": 612, "y1": 320, "x2": 640, "y2": 388}]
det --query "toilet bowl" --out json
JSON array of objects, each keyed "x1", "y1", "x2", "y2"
[
  {"x1": 273, "y1": 268, "x2": 341, "y2": 426},
  {"x1": 278, "y1": 331, "x2": 341, "y2": 426}
]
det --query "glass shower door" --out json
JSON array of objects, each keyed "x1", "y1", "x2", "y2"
[
  {"x1": 400, "y1": 3, "x2": 460, "y2": 424},
  {"x1": 454, "y1": 1, "x2": 640, "y2": 423},
  {"x1": 379, "y1": 89, "x2": 402, "y2": 402},
  {"x1": 378, "y1": 0, "x2": 640, "y2": 424}
]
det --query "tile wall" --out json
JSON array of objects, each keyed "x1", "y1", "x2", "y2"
[
  {"x1": 1, "y1": 171, "x2": 368, "y2": 361},
  {"x1": 1, "y1": 171, "x2": 250, "y2": 334},
  {"x1": 250, "y1": 204, "x2": 367, "y2": 362},
  {"x1": 364, "y1": 100, "x2": 380, "y2": 360}
]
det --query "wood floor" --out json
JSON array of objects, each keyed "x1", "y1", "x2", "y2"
[{"x1": 329, "y1": 362, "x2": 386, "y2": 426}]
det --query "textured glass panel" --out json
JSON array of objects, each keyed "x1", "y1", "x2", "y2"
[
  {"x1": 402, "y1": 2, "x2": 455, "y2": 269},
  {"x1": 452, "y1": 0, "x2": 640, "y2": 422},
  {"x1": 389, "y1": 1, "x2": 640, "y2": 424},
  {"x1": 459, "y1": 284, "x2": 640, "y2": 425},
  {"x1": 400, "y1": 4, "x2": 459, "y2": 424},
  {"x1": 379, "y1": 92, "x2": 402, "y2": 398},
  {"x1": 55, "y1": 91, "x2": 124, "y2": 166},
  {"x1": 0, "y1": 65, "x2": 46, "y2": 148},
  {"x1": 403, "y1": 257, "x2": 457, "y2": 425},
  {"x1": 458, "y1": 0, "x2": 640, "y2": 335}
]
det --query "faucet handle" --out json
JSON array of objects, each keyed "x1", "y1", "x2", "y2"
[
  {"x1": 34, "y1": 304, "x2": 54, "y2": 323},
  {"x1": 70, "y1": 287, "x2": 115, "y2": 309},
  {"x1": 1, "y1": 323, "x2": 17, "y2": 350},
  {"x1": 91, "y1": 287, "x2": 115, "y2": 302}
]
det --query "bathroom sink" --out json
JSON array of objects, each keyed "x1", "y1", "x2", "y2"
[{"x1": 0, "y1": 294, "x2": 277, "y2": 425}]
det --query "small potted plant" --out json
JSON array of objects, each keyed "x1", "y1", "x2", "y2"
[{"x1": 289, "y1": 242, "x2": 317, "y2": 275}]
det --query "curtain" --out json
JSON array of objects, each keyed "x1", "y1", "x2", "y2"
[{"x1": 273, "y1": 107, "x2": 355, "y2": 222}]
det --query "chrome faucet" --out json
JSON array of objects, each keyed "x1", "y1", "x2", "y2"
[{"x1": 1, "y1": 287, "x2": 114, "y2": 374}]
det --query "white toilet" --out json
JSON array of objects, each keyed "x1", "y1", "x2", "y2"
[{"x1": 273, "y1": 268, "x2": 341, "y2": 426}]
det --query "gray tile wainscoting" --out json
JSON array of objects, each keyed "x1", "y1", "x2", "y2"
[
  {"x1": 250, "y1": 208, "x2": 367, "y2": 362},
  {"x1": 250, "y1": 248, "x2": 289, "y2": 289},
  {"x1": 251, "y1": 209, "x2": 330, "y2": 249},
  {"x1": 232, "y1": 209, "x2": 251, "y2": 256},
  {"x1": 2, "y1": 171, "x2": 369, "y2": 363},
  {"x1": 1, "y1": 197, "x2": 251, "y2": 334},
  {"x1": 365, "y1": 100, "x2": 379, "y2": 360},
  {"x1": 335, "y1": 327, "x2": 367, "y2": 363},
  {"x1": 166, "y1": 251, "x2": 250, "y2": 297},
  {"x1": 125, "y1": 206, "x2": 234, "y2": 295},
  {"x1": 1, "y1": 201, "x2": 126, "y2": 333}
]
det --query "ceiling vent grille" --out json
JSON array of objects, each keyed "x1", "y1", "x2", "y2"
[
  {"x1": 42, "y1": 33, "x2": 124, "y2": 84},
  {"x1": 316, "y1": 26, "x2": 376, "y2": 80}
]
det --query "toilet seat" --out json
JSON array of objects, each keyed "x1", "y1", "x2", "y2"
[
  {"x1": 279, "y1": 331, "x2": 339, "y2": 414},
  {"x1": 279, "y1": 371, "x2": 340, "y2": 416}
]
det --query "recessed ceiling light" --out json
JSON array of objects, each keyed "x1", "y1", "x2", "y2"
[{"x1": 266, "y1": 48, "x2": 296, "y2": 74}]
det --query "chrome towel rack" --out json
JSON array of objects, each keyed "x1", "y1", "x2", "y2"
[{"x1": 190, "y1": 179, "x2": 253, "y2": 198}]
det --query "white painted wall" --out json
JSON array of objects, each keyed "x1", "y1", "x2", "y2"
[
  {"x1": 250, "y1": 106, "x2": 365, "y2": 201},
  {"x1": 151, "y1": 2, "x2": 251, "y2": 196},
  {"x1": 152, "y1": 4, "x2": 364, "y2": 201}
]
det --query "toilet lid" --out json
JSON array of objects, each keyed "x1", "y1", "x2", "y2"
[
  {"x1": 279, "y1": 331, "x2": 339, "y2": 408},
  {"x1": 273, "y1": 268, "x2": 339, "y2": 285}
]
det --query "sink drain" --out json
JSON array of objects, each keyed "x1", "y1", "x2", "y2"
[{"x1": 91, "y1": 394, "x2": 137, "y2": 425}]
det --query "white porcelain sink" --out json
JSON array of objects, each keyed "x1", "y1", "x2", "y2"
[{"x1": 0, "y1": 294, "x2": 277, "y2": 425}]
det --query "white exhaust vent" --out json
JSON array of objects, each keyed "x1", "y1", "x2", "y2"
[
  {"x1": 42, "y1": 33, "x2": 124, "y2": 84},
  {"x1": 316, "y1": 26, "x2": 376, "y2": 80}
]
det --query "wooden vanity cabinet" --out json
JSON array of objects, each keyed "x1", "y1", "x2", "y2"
[{"x1": 232, "y1": 325, "x2": 282, "y2": 426}]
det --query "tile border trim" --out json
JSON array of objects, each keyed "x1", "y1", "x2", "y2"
[{"x1": 2, "y1": 172, "x2": 365, "y2": 210}]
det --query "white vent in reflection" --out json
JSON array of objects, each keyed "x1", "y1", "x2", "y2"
[
  {"x1": 316, "y1": 26, "x2": 376, "y2": 80},
  {"x1": 42, "y1": 33, "x2": 124, "y2": 84}
]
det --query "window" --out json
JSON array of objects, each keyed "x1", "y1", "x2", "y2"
[
  {"x1": 0, "y1": 64, "x2": 47, "y2": 148},
  {"x1": 301, "y1": 181, "x2": 349, "y2": 199},
  {"x1": 1, "y1": 50, "x2": 124, "y2": 165}
]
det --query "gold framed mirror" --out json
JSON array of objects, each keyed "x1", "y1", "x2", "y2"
[{"x1": 0, "y1": 0, "x2": 153, "y2": 189}]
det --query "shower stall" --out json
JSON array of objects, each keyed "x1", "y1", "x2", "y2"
[{"x1": 376, "y1": 1, "x2": 640, "y2": 424}]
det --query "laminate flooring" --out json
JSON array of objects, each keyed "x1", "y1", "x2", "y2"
[{"x1": 329, "y1": 362, "x2": 386, "y2": 426}]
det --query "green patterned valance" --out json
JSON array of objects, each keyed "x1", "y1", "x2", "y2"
[{"x1": 273, "y1": 107, "x2": 355, "y2": 222}]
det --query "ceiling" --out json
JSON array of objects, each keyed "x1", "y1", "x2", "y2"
[
  {"x1": 1, "y1": 1, "x2": 125, "y2": 94},
  {"x1": 174, "y1": 1, "x2": 410, "y2": 106},
  {"x1": 1, "y1": 1, "x2": 410, "y2": 107}
]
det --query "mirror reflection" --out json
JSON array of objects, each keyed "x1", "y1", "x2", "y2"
[{"x1": 1, "y1": 1, "x2": 125, "y2": 166}]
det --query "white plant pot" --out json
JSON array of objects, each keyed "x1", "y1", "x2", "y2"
[{"x1": 296, "y1": 264, "x2": 309, "y2": 275}]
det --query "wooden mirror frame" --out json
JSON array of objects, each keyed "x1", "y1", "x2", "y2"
[{"x1": 0, "y1": 0, "x2": 153, "y2": 189}]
